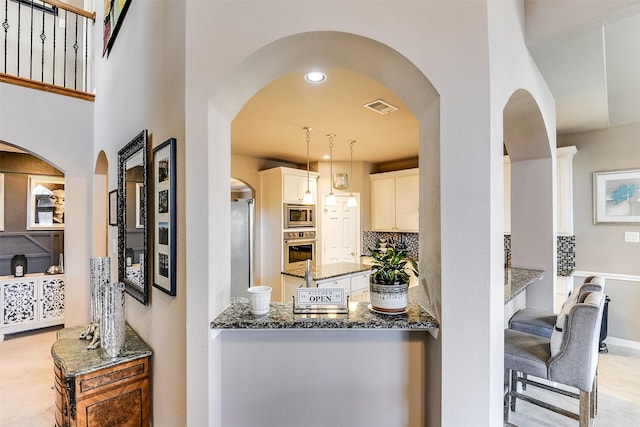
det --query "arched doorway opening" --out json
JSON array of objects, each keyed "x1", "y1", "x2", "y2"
[
  {"x1": 215, "y1": 30, "x2": 440, "y2": 310},
  {"x1": 503, "y1": 89, "x2": 556, "y2": 311},
  {"x1": 0, "y1": 140, "x2": 66, "y2": 337}
]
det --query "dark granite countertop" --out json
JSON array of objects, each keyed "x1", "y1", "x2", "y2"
[
  {"x1": 282, "y1": 262, "x2": 371, "y2": 281},
  {"x1": 51, "y1": 323, "x2": 152, "y2": 378},
  {"x1": 505, "y1": 267, "x2": 544, "y2": 304},
  {"x1": 211, "y1": 286, "x2": 438, "y2": 332}
]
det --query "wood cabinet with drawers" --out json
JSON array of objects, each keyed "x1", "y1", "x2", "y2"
[{"x1": 51, "y1": 324, "x2": 152, "y2": 427}]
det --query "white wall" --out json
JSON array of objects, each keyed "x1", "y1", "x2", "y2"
[
  {"x1": 185, "y1": 1, "x2": 555, "y2": 426},
  {"x1": 0, "y1": 82, "x2": 93, "y2": 327},
  {"x1": 93, "y1": 2, "x2": 187, "y2": 426}
]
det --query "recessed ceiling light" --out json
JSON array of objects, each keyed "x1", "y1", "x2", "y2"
[
  {"x1": 304, "y1": 71, "x2": 327, "y2": 83},
  {"x1": 322, "y1": 154, "x2": 331, "y2": 160}
]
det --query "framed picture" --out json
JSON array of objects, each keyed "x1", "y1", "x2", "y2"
[
  {"x1": 27, "y1": 175, "x2": 65, "y2": 230},
  {"x1": 593, "y1": 169, "x2": 640, "y2": 224},
  {"x1": 109, "y1": 190, "x2": 118, "y2": 226},
  {"x1": 103, "y1": 0, "x2": 133, "y2": 56},
  {"x1": 333, "y1": 173, "x2": 348, "y2": 190},
  {"x1": 152, "y1": 138, "x2": 177, "y2": 296}
]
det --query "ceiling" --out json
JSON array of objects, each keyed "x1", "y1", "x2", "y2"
[
  {"x1": 232, "y1": 1, "x2": 640, "y2": 165},
  {"x1": 3, "y1": 2, "x2": 638, "y2": 162},
  {"x1": 232, "y1": 68, "x2": 419, "y2": 165}
]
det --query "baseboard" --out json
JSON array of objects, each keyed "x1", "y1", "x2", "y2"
[{"x1": 605, "y1": 336, "x2": 640, "y2": 351}]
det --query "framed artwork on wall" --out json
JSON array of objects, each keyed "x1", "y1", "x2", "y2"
[
  {"x1": 103, "y1": 0, "x2": 133, "y2": 56},
  {"x1": 333, "y1": 173, "x2": 348, "y2": 190},
  {"x1": 27, "y1": 175, "x2": 65, "y2": 230},
  {"x1": 593, "y1": 168, "x2": 640, "y2": 224},
  {"x1": 152, "y1": 138, "x2": 177, "y2": 296},
  {"x1": 109, "y1": 190, "x2": 118, "y2": 226}
]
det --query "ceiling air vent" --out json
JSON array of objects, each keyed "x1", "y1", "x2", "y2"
[{"x1": 363, "y1": 99, "x2": 399, "y2": 115}]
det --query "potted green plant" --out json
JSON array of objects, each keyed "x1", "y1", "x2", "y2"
[{"x1": 368, "y1": 246, "x2": 418, "y2": 313}]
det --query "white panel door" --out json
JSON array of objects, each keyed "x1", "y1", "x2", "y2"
[{"x1": 322, "y1": 194, "x2": 360, "y2": 264}]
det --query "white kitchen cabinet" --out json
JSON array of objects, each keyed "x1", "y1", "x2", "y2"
[
  {"x1": 370, "y1": 168, "x2": 419, "y2": 232},
  {"x1": 281, "y1": 269, "x2": 371, "y2": 303},
  {"x1": 317, "y1": 277, "x2": 351, "y2": 294},
  {"x1": 259, "y1": 166, "x2": 320, "y2": 301},
  {"x1": 283, "y1": 172, "x2": 318, "y2": 204},
  {"x1": 0, "y1": 274, "x2": 65, "y2": 341},
  {"x1": 350, "y1": 271, "x2": 370, "y2": 292},
  {"x1": 504, "y1": 146, "x2": 577, "y2": 235}
]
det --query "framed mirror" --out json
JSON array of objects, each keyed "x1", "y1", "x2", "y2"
[{"x1": 118, "y1": 130, "x2": 148, "y2": 304}]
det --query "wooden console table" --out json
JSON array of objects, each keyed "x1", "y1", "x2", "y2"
[{"x1": 51, "y1": 324, "x2": 152, "y2": 427}]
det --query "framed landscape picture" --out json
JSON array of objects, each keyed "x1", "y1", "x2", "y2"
[
  {"x1": 593, "y1": 169, "x2": 640, "y2": 224},
  {"x1": 152, "y1": 138, "x2": 177, "y2": 296}
]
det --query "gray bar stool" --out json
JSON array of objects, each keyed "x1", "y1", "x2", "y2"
[{"x1": 504, "y1": 291, "x2": 606, "y2": 426}]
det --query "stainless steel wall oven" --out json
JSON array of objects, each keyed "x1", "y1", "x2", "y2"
[{"x1": 283, "y1": 230, "x2": 316, "y2": 270}]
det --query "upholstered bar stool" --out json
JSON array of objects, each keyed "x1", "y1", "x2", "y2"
[
  {"x1": 507, "y1": 276, "x2": 604, "y2": 395},
  {"x1": 509, "y1": 276, "x2": 604, "y2": 338},
  {"x1": 504, "y1": 291, "x2": 606, "y2": 426}
]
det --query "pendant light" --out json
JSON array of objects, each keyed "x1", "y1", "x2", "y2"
[
  {"x1": 325, "y1": 133, "x2": 337, "y2": 206},
  {"x1": 302, "y1": 126, "x2": 314, "y2": 205},
  {"x1": 347, "y1": 140, "x2": 358, "y2": 207}
]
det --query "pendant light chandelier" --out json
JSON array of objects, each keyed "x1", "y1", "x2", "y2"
[
  {"x1": 347, "y1": 140, "x2": 358, "y2": 207},
  {"x1": 325, "y1": 133, "x2": 337, "y2": 206},
  {"x1": 302, "y1": 126, "x2": 314, "y2": 205}
]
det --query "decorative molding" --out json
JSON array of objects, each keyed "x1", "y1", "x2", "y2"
[{"x1": 605, "y1": 336, "x2": 640, "y2": 352}]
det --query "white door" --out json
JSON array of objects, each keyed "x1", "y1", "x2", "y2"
[{"x1": 322, "y1": 194, "x2": 360, "y2": 264}]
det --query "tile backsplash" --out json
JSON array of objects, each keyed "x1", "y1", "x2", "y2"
[
  {"x1": 504, "y1": 234, "x2": 575, "y2": 277},
  {"x1": 361, "y1": 231, "x2": 575, "y2": 275},
  {"x1": 362, "y1": 231, "x2": 419, "y2": 260}
]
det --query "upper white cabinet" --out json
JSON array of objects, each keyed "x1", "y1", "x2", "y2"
[
  {"x1": 503, "y1": 146, "x2": 577, "y2": 235},
  {"x1": 283, "y1": 171, "x2": 318, "y2": 203},
  {"x1": 370, "y1": 168, "x2": 419, "y2": 232},
  {"x1": 258, "y1": 166, "x2": 320, "y2": 301},
  {"x1": 555, "y1": 146, "x2": 578, "y2": 236}
]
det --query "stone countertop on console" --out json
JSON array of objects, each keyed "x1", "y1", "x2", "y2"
[
  {"x1": 282, "y1": 262, "x2": 371, "y2": 281},
  {"x1": 505, "y1": 267, "x2": 544, "y2": 304},
  {"x1": 51, "y1": 323, "x2": 152, "y2": 378},
  {"x1": 211, "y1": 286, "x2": 438, "y2": 332}
]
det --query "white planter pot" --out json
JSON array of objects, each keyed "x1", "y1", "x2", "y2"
[{"x1": 369, "y1": 281, "x2": 408, "y2": 313}]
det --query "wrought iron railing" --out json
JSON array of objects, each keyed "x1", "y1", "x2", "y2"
[{"x1": 0, "y1": 0, "x2": 95, "y2": 99}]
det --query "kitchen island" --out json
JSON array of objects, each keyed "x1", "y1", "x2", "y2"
[
  {"x1": 504, "y1": 267, "x2": 544, "y2": 326},
  {"x1": 209, "y1": 267, "x2": 541, "y2": 426}
]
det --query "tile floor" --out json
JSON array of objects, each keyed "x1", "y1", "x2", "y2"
[{"x1": 1, "y1": 326, "x2": 639, "y2": 426}]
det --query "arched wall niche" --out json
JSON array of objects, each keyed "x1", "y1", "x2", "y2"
[
  {"x1": 93, "y1": 151, "x2": 109, "y2": 258},
  {"x1": 503, "y1": 88, "x2": 557, "y2": 311},
  {"x1": 208, "y1": 30, "x2": 442, "y2": 317}
]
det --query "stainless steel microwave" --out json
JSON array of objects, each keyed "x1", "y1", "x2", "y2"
[{"x1": 284, "y1": 203, "x2": 315, "y2": 228}]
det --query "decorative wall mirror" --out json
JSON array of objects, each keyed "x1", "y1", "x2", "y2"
[{"x1": 117, "y1": 130, "x2": 148, "y2": 304}]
